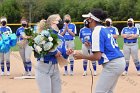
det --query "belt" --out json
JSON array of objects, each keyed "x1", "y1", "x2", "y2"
[
  {"x1": 65, "y1": 39, "x2": 73, "y2": 41},
  {"x1": 125, "y1": 41, "x2": 136, "y2": 44}
]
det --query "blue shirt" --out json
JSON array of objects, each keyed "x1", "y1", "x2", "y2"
[
  {"x1": 0, "y1": 26, "x2": 12, "y2": 36},
  {"x1": 60, "y1": 23, "x2": 77, "y2": 40},
  {"x1": 79, "y1": 27, "x2": 92, "y2": 44},
  {"x1": 121, "y1": 27, "x2": 139, "y2": 43},
  {"x1": 40, "y1": 30, "x2": 68, "y2": 64},
  {"x1": 16, "y1": 27, "x2": 25, "y2": 41},
  {"x1": 92, "y1": 26, "x2": 124, "y2": 65},
  {"x1": 105, "y1": 26, "x2": 119, "y2": 36}
]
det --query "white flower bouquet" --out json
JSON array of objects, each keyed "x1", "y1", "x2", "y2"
[{"x1": 28, "y1": 29, "x2": 59, "y2": 58}]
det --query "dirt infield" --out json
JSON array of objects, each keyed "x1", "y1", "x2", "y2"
[{"x1": 0, "y1": 51, "x2": 140, "y2": 93}]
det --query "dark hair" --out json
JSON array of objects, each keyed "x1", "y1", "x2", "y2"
[{"x1": 91, "y1": 8, "x2": 107, "y2": 21}]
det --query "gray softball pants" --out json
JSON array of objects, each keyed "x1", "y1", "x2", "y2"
[
  {"x1": 0, "y1": 51, "x2": 10, "y2": 72},
  {"x1": 94, "y1": 57, "x2": 125, "y2": 93},
  {"x1": 35, "y1": 61, "x2": 61, "y2": 93},
  {"x1": 19, "y1": 44, "x2": 32, "y2": 72}
]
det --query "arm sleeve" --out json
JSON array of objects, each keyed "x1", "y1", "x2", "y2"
[
  {"x1": 136, "y1": 28, "x2": 139, "y2": 35},
  {"x1": 92, "y1": 26, "x2": 104, "y2": 53},
  {"x1": 114, "y1": 27, "x2": 119, "y2": 35}
]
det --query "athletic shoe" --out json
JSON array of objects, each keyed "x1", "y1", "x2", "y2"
[
  {"x1": 27, "y1": 72, "x2": 32, "y2": 76},
  {"x1": 70, "y1": 71, "x2": 74, "y2": 76},
  {"x1": 63, "y1": 71, "x2": 68, "y2": 76},
  {"x1": 83, "y1": 71, "x2": 87, "y2": 76},
  {"x1": 122, "y1": 71, "x2": 128, "y2": 76},
  {"x1": 22, "y1": 71, "x2": 28, "y2": 76},
  {"x1": 0, "y1": 72, "x2": 4, "y2": 76},
  {"x1": 7, "y1": 71, "x2": 10, "y2": 76},
  {"x1": 93, "y1": 71, "x2": 97, "y2": 76}
]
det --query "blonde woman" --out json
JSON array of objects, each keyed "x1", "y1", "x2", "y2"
[{"x1": 35, "y1": 14, "x2": 73, "y2": 93}]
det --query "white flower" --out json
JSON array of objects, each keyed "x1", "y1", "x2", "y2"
[
  {"x1": 43, "y1": 42, "x2": 53, "y2": 51},
  {"x1": 48, "y1": 37, "x2": 53, "y2": 42},
  {"x1": 35, "y1": 45, "x2": 42, "y2": 53},
  {"x1": 34, "y1": 35, "x2": 44, "y2": 44},
  {"x1": 40, "y1": 40, "x2": 46, "y2": 44},
  {"x1": 41, "y1": 30, "x2": 50, "y2": 37}
]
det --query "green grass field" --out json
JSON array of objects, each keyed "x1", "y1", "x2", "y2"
[
  {"x1": 11, "y1": 36, "x2": 140, "y2": 51},
  {"x1": 74, "y1": 36, "x2": 140, "y2": 50}
]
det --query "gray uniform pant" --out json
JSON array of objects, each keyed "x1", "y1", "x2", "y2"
[
  {"x1": 123, "y1": 43, "x2": 140, "y2": 71},
  {"x1": 82, "y1": 44, "x2": 96, "y2": 68},
  {"x1": 94, "y1": 57, "x2": 125, "y2": 93},
  {"x1": 0, "y1": 51, "x2": 10, "y2": 71},
  {"x1": 19, "y1": 44, "x2": 32, "y2": 72},
  {"x1": 35, "y1": 61, "x2": 61, "y2": 93},
  {"x1": 65, "y1": 40, "x2": 75, "y2": 61}
]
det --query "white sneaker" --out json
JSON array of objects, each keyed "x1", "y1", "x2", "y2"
[
  {"x1": 122, "y1": 71, "x2": 128, "y2": 76},
  {"x1": 83, "y1": 71, "x2": 87, "y2": 76},
  {"x1": 22, "y1": 72, "x2": 28, "y2": 76},
  {"x1": 70, "y1": 71, "x2": 74, "y2": 76},
  {"x1": 0, "y1": 72, "x2": 4, "y2": 76},
  {"x1": 27, "y1": 72, "x2": 32, "y2": 76},
  {"x1": 7, "y1": 71, "x2": 10, "y2": 76},
  {"x1": 93, "y1": 71, "x2": 97, "y2": 76},
  {"x1": 63, "y1": 71, "x2": 68, "y2": 76}
]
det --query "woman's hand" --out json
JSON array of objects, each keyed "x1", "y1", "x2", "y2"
[
  {"x1": 55, "y1": 51, "x2": 62, "y2": 57},
  {"x1": 84, "y1": 41, "x2": 91, "y2": 47},
  {"x1": 66, "y1": 48, "x2": 73, "y2": 55},
  {"x1": 73, "y1": 51, "x2": 84, "y2": 60}
]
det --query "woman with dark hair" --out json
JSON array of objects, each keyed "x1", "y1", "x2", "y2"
[
  {"x1": 74, "y1": 9, "x2": 125, "y2": 93},
  {"x1": 16, "y1": 18, "x2": 32, "y2": 76}
]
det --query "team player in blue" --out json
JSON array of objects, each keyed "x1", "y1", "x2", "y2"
[
  {"x1": 60, "y1": 14, "x2": 77, "y2": 76},
  {"x1": 35, "y1": 14, "x2": 73, "y2": 93},
  {"x1": 121, "y1": 18, "x2": 140, "y2": 76},
  {"x1": 0, "y1": 17, "x2": 12, "y2": 76},
  {"x1": 74, "y1": 9, "x2": 125, "y2": 93},
  {"x1": 16, "y1": 18, "x2": 32, "y2": 76},
  {"x1": 79, "y1": 20, "x2": 97, "y2": 76},
  {"x1": 105, "y1": 18, "x2": 119, "y2": 41}
]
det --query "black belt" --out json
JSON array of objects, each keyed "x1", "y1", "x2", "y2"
[
  {"x1": 125, "y1": 41, "x2": 136, "y2": 44},
  {"x1": 65, "y1": 39, "x2": 73, "y2": 41}
]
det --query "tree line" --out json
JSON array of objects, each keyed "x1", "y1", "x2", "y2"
[
  {"x1": 0, "y1": 0, "x2": 140, "y2": 34},
  {"x1": 0, "y1": 0, "x2": 140, "y2": 23}
]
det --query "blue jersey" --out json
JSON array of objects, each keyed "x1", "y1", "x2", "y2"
[
  {"x1": 0, "y1": 26, "x2": 12, "y2": 36},
  {"x1": 79, "y1": 27, "x2": 92, "y2": 44},
  {"x1": 16, "y1": 27, "x2": 25, "y2": 41},
  {"x1": 60, "y1": 23, "x2": 77, "y2": 40},
  {"x1": 121, "y1": 27, "x2": 139, "y2": 43},
  {"x1": 92, "y1": 25, "x2": 124, "y2": 65},
  {"x1": 105, "y1": 26, "x2": 119, "y2": 36},
  {"x1": 40, "y1": 30, "x2": 68, "y2": 64}
]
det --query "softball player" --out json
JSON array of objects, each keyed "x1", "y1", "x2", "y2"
[
  {"x1": 35, "y1": 14, "x2": 73, "y2": 93},
  {"x1": 121, "y1": 18, "x2": 140, "y2": 76},
  {"x1": 60, "y1": 14, "x2": 77, "y2": 76},
  {"x1": 0, "y1": 17, "x2": 12, "y2": 76},
  {"x1": 105, "y1": 18, "x2": 119, "y2": 40},
  {"x1": 74, "y1": 9, "x2": 125, "y2": 93},
  {"x1": 16, "y1": 18, "x2": 32, "y2": 76},
  {"x1": 79, "y1": 20, "x2": 97, "y2": 76}
]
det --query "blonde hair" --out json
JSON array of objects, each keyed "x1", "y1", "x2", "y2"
[
  {"x1": 64, "y1": 14, "x2": 71, "y2": 20},
  {"x1": 46, "y1": 14, "x2": 60, "y2": 28},
  {"x1": 37, "y1": 19, "x2": 46, "y2": 33}
]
